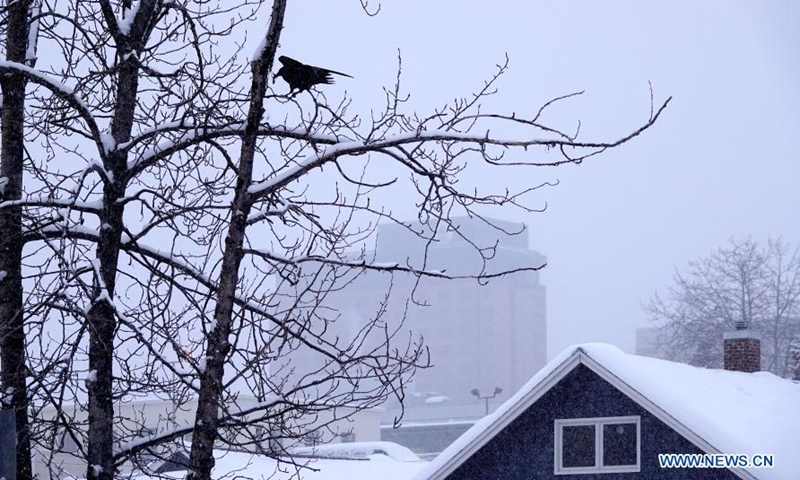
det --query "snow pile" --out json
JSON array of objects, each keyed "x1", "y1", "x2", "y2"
[
  {"x1": 423, "y1": 396, "x2": 451, "y2": 405},
  {"x1": 136, "y1": 447, "x2": 426, "y2": 480},
  {"x1": 293, "y1": 441, "x2": 421, "y2": 462}
]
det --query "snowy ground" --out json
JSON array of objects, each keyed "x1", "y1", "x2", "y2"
[{"x1": 137, "y1": 447, "x2": 428, "y2": 480}]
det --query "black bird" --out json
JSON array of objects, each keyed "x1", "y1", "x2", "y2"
[{"x1": 274, "y1": 55, "x2": 353, "y2": 94}]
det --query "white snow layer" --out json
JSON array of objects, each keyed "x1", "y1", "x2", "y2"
[
  {"x1": 117, "y1": 1, "x2": 141, "y2": 36},
  {"x1": 415, "y1": 343, "x2": 800, "y2": 480},
  {"x1": 26, "y1": 2, "x2": 41, "y2": 63},
  {"x1": 100, "y1": 131, "x2": 116, "y2": 154},
  {"x1": 293, "y1": 441, "x2": 421, "y2": 462},
  {"x1": 136, "y1": 446, "x2": 426, "y2": 480}
]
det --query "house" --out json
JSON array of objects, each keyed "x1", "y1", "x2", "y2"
[{"x1": 413, "y1": 330, "x2": 799, "y2": 480}]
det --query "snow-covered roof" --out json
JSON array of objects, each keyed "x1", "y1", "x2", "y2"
[
  {"x1": 293, "y1": 441, "x2": 421, "y2": 462},
  {"x1": 414, "y1": 343, "x2": 800, "y2": 480},
  {"x1": 136, "y1": 445, "x2": 427, "y2": 480}
]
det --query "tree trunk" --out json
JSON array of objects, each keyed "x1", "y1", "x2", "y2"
[
  {"x1": 0, "y1": 1, "x2": 34, "y2": 479},
  {"x1": 187, "y1": 2, "x2": 286, "y2": 479},
  {"x1": 85, "y1": 51, "x2": 140, "y2": 480}
]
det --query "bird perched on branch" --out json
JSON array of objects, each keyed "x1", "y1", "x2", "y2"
[{"x1": 274, "y1": 55, "x2": 353, "y2": 94}]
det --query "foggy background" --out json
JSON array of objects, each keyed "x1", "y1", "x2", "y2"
[{"x1": 269, "y1": 1, "x2": 800, "y2": 357}]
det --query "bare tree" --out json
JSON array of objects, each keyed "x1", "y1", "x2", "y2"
[
  {"x1": 790, "y1": 339, "x2": 800, "y2": 381},
  {"x1": 181, "y1": 2, "x2": 671, "y2": 478},
  {"x1": 646, "y1": 237, "x2": 800, "y2": 376},
  {"x1": 0, "y1": 0, "x2": 671, "y2": 479},
  {"x1": 2, "y1": 1, "x2": 278, "y2": 478}
]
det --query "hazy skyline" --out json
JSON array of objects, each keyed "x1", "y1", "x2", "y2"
[{"x1": 269, "y1": 2, "x2": 799, "y2": 357}]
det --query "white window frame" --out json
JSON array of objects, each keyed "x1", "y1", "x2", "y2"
[{"x1": 554, "y1": 415, "x2": 641, "y2": 475}]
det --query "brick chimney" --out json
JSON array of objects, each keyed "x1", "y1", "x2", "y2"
[{"x1": 723, "y1": 321, "x2": 761, "y2": 373}]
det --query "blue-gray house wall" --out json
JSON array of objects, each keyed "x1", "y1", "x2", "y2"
[{"x1": 446, "y1": 364, "x2": 741, "y2": 480}]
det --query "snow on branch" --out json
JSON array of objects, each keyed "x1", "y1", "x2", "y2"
[
  {"x1": 90, "y1": 258, "x2": 113, "y2": 307},
  {"x1": 128, "y1": 123, "x2": 339, "y2": 176},
  {"x1": 117, "y1": 0, "x2": 141, "y2": 36},
  {"x1": 0, "y1": 196, "x2": 102, "y2": 214},
  {"x1": 112, "y1": 424, "x2": 192, "y2": 463},
  {"x1": 26, "y1": 0, "x2": 42, "y2": 65},
  {"x1": 242, "y1": 249, "x2": 546, "y2": 281},
  {"x1": 26, "y1": 226, "x2": 351, "y2": 363},
  {"x1": 246, "y1": 96, "x2": 671, "y2": 199},
  {"x1": 0, "y1": 61, "x2": 104, "y2": 155}
]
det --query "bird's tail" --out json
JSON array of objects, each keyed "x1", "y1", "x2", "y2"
[{"x1": 326, "y1": 69, "x2": 353, "y2": 78}]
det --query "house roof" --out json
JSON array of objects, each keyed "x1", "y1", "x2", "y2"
[
  {"x1": 413, "y1": 343, "x2": 800, "y2": 480},
  {"x1": 135, "y1": 446, "x2": 427, "y2": 480}
]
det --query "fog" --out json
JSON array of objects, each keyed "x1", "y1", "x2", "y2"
[{"x1": 271, "y1": 1, "x2": 799, "y2": 357}]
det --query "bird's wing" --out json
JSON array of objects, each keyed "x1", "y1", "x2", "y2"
[{"x1": 278, "y1": 56, "x2": 303, "y2": 67}]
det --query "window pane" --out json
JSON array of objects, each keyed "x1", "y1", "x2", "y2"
[
  {"x1": 603, "y1": 422, "x2": 637, "y2": 466},
  {"x1": 562, "y1": 425, "x2": 595, "y2": 468}
]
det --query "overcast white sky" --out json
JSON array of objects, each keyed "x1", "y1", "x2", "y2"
[{"x1": 271, "y1": 1, "x2": 800, "y2": 357}]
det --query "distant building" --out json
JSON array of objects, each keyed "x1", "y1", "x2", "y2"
[
  {"x1": 384, "y1": 218, "x2": 547, "y2": 405},
  {"x1": 291, "y1": 217, "x2": 547, "y2": 407},
  {"x1": 379, "y1": 402, "x2": 490, "y2": 458}
]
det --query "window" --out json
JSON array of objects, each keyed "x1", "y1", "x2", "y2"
[
  {"x1": 554, "y1": 416, "x2": 640, "y2": 474},
  {"x1": 561, "y1": 424, "x2": 595, "y2": 468}
]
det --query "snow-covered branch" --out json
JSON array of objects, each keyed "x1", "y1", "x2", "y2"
[
  {"x1": 0, "y1": 61, "x2": 104, "y2": 156},
  {"x1": 247, "y1": 96, "x2": 671, "y2": 198}
]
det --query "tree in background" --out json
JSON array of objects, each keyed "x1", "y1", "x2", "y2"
[
  {"x1": 790, "y1": 339, "x2": 800, "y2": 380},
  {"x1": 646, "y1": 237, "x2": 800, "y2": 377}
]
